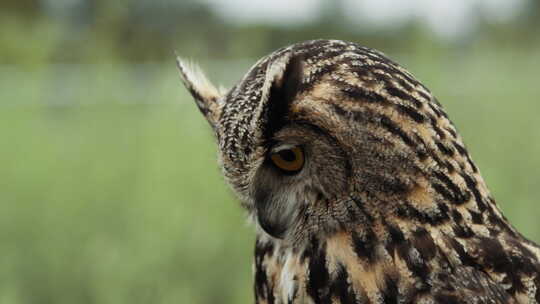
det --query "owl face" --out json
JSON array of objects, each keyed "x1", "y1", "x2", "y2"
[{"x1": 177, "y1": 39, "x2": 472, "y2": 246}]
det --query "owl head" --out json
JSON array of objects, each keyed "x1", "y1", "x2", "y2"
[{"x1": 177, "y1": 40, "x2": 487, "y2": 246}]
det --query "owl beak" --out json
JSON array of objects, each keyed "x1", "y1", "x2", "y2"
[
  {"x1": 254, "y1": 185, "x2": 296, "y2": 239},
  {"x1": 176, "y1": 56, "x2": 223, "y2": 129}
]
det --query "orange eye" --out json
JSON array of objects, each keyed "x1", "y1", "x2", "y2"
[{"x1": 270, "y1": 146, "x2": 304, "y2": 173}]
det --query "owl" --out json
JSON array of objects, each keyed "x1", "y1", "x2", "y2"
[{"x1": 177, "y1": 40, "x2": 540, "y2": 303}]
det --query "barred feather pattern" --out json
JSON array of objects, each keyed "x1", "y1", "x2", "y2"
[{"x1": 178, "y1": 39, "x2": 540, "y2": 303}]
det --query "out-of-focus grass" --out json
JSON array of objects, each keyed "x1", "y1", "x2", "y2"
[
  {"x1": 0, "y1": 47, "x2": 539, "y2": 304},
  {"x1": 0, "y1": 64, "x2": 254, "y2": 304}
]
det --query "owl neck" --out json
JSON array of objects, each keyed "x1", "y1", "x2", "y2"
[{"x1": 253, "y1": 213, "x2": 540, "y2": 303}]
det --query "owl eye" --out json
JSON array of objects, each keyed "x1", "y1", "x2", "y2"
[{"x1": 270, "y1": 146, "x2": 304, "y2": 173}]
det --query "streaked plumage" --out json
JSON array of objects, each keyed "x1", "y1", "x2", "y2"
[{"x1": 177, "y1": 39, "x2": 540, "y2": 303}]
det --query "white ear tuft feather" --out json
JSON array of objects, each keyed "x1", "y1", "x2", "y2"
[
  {"x1": 176, "y1": 55, "x2": 223, "y2": 127},
  {"x1": 176, "y1": 57, "x2": 221, "y2": 102}
]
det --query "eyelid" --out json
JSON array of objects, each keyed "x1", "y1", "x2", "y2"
[{"x1": 270, "y1": 144, "x2": 298, "y2": 153}]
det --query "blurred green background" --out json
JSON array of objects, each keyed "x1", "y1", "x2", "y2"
[{"x1": 1, "y1": 0, "x2": 540, "y2": 303}]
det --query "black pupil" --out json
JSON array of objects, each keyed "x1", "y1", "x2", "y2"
[{"x1": 278, "y1": 149, "x2": 296, "y2": 162}]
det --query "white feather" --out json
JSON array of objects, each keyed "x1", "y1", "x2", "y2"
[
  {"x1": 280, "y1": 250, "x2": 297, "y2": 303},
  {"x1": 175, "y1": 56, "x2": 221, "y2": 103}
]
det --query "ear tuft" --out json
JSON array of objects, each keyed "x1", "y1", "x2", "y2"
[
  {"x1": 258, "y1": 52, "x2": 304, "y2": 139},
  {"x1": 176, "y1": 56, "x2": 222, "y2": 127}
]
